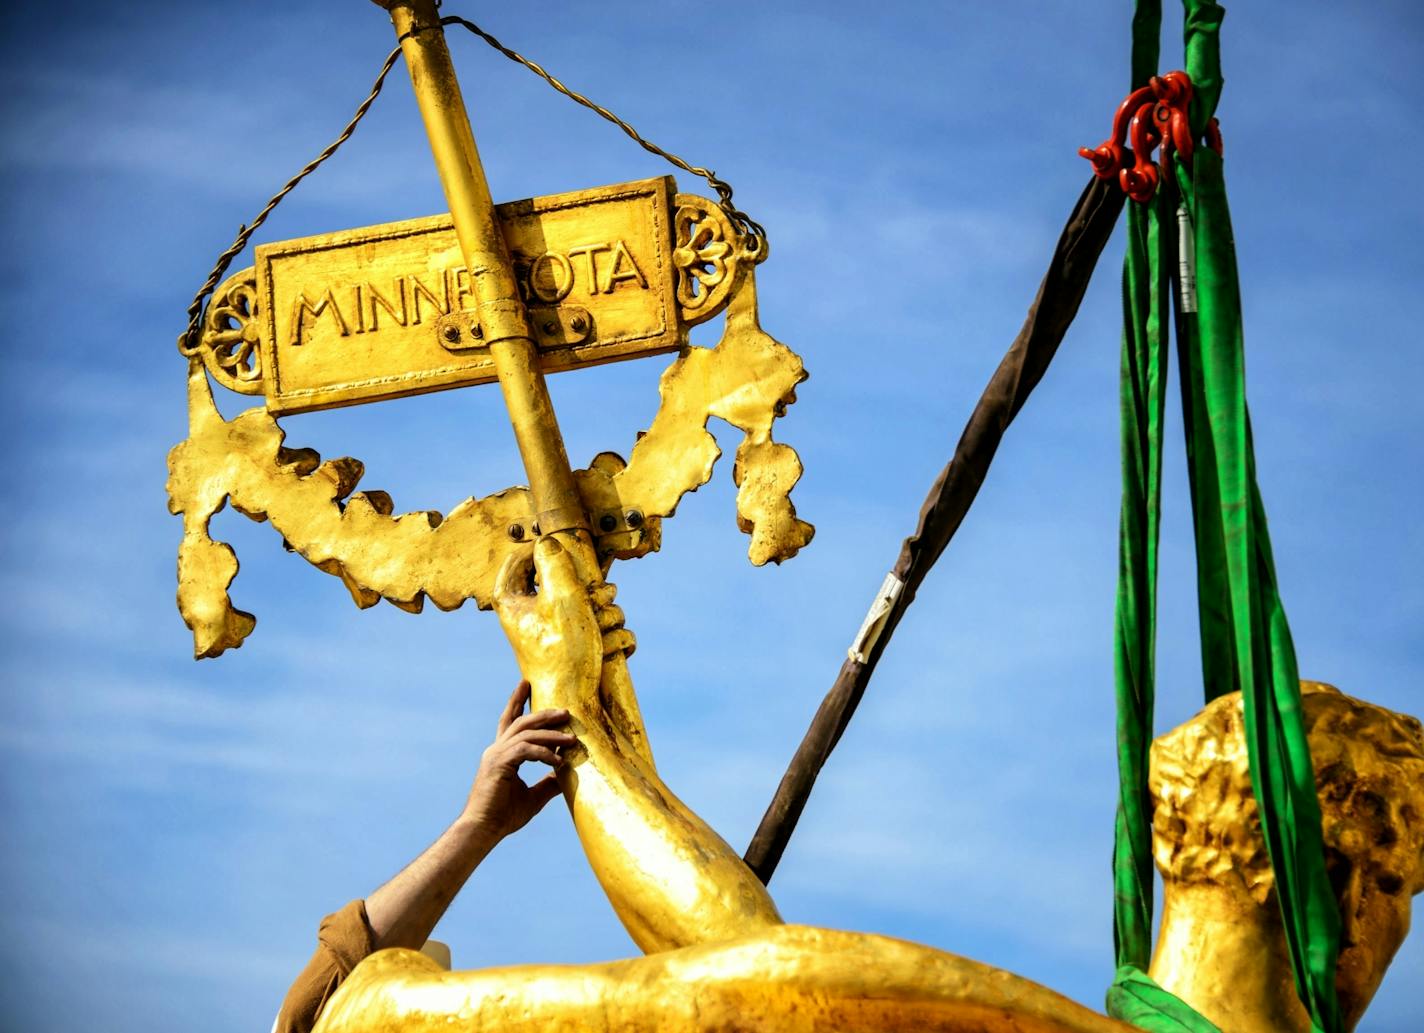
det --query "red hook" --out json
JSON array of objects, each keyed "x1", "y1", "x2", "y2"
[
  {"x1": 1118, "y1": 101, "x2": 1160, "y2": 202},
  {"x1": 1078, "y1": 70, "x2": 1220, "y2": 202}
]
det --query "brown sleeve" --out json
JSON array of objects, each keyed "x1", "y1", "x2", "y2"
[{"x1": 274, "y1": 900, "x2": 377, "y2": 1033}]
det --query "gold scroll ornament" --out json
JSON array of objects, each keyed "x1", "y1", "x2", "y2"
[{"x1": 169, "y1": 184, "x2": 813, "y2": 658}]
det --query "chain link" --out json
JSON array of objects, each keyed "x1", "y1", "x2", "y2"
[
  {"x1": 438, "y1": 15, "x2": 767, "y2": 254},
  {"x1": 177, "y1": 43, "x2": 407, "y2": 357},
  {"x1": 178, "y1": 12, "x2": 764, "y2": 358}
]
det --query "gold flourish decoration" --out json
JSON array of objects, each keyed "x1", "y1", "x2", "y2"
[
  {"x1": 616, "y1": 267, "x2": 812, "y2": 566},
  {"x1": 167, "y1": 269, "x2": 810, "y2": 658},
  {"x1": 196, "y1": 269, "x2": 264, "y2": 394},
  {"x1": 673, "y1": 193, "x2": 748, "y2": 324}
]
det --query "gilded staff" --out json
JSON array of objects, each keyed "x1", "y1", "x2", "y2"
[
  {"x1": 373, "y1": 0, "x2": 654, "y2": 761},
  {"x1": 381, "y1": 0, "x2": 582, "y2": 537}
]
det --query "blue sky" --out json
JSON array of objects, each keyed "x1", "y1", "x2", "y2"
[{"x1": 1, "y1": 1, "x2": 1421, "y2": 1030}]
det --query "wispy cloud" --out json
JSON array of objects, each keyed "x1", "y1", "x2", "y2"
[
  {"x1": 11, "y1": 914, "x2": 292, "y2": 985},
  {"x1": 0, "y1": 662, "x2": 466, "y2": 796}
]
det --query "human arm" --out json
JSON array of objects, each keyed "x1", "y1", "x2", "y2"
[
  {"x1": 275, "y1": 681, "x2": 573, "y2": 1033},
  {"x1": 364, "y1": 680, "x2": 574, "y2": 949}
]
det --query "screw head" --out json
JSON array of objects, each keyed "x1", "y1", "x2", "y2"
[
  {"x1": 624, "y1": 509, "x2": 644, "y2": 529},
  {"x1": 442, "y1": 324, "x2": 461, "y2": 343},
  {"x1": 571, "y1": 315, "x2": 588, "y2": 333},
  {"x1": 470, "y1": 322, "x2": 484, "y2": 339},
  {"x1": 598, "y1": 513, "x2": 618, "y2": 533},
  {"x1": 507, "y1": 523, "x2": 525, "y2": 541}
]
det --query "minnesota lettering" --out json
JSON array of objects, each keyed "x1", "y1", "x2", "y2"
[{"x1": 286, "y1": 239, "x2": 649, "y2": 346}]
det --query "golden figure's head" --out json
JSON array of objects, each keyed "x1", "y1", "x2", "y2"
[{"x1": 1149, "y1": 681, "x2": 1424, "y2": 1029}]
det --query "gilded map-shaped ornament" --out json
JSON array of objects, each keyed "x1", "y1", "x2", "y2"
[{"x1": 167, "y1": 187, "x2": 812, "y2": 658}]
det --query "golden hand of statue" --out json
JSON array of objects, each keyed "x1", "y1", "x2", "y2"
[{"x1": 493, "y1": 536, "x2": 604, "y2": 713}]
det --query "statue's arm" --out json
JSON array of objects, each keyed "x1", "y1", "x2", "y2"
[{"x1": 494, "y1": 538, "x2": 782, "y2": 953}]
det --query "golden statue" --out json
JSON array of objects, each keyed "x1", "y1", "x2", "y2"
[
  {"x1": 1147, "y1": 682, "x2": 1424, "y2": 1032},
  {"x1": 309, "y1": 544, "x2": 1423, "y2": 1032},
  {"x1": 312, "y1": 537, "x2": 1137, "y2": 1033}
]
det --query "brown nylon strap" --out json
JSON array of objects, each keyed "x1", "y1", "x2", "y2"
[{"x1": 744, "y1": 175, "x2": 1126, "y2": 883}]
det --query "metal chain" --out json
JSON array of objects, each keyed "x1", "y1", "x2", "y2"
[
  {"x1": 439, "y1": 14, "x2": 767, "y2": 255},
  {"x1": 179, "y1": 13, "x2": 765, "y2": 357},
  {"x1": 177, "y1": 43, "x2": 407, "y2": 356}
]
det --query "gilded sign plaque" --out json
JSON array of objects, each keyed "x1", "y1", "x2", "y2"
[
  {"x1": 195, "y1": 177, "x2": 748, "y2": 415},
  {"x1": 240, "y1": 177, "x2": 680, "y2": 414}
]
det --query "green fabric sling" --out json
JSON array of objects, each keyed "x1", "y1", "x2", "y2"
[
  {"x1": 1106, "y1": 3, "x2": 1343, "y2": 1032},
  {"x1": 1106, "y1": 3, "x2": 1208, "y2": 1028},
  {"x1": 1108, "y1": 92, "x2": 1171, "y2": 992}
]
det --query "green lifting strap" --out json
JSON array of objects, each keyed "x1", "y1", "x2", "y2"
[
  {"x1": 1106, "y1": 54, "x2": 1211, "y2": 1031},
  {"x1": 1107, "y1": 2, "x2": 1207, "y2": 1028},
  {"x1": 1106, "y1": 3, "x2": 1343, "y2": 1032},
  {"x1": 1108, "y1": 118, "x2": 1169, "y2": 982}
]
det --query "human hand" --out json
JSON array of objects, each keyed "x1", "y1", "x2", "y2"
[{"x1": 459, "y1": 680, "x2": 575, "y2": 841}]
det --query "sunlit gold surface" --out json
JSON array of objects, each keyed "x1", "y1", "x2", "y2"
[
  {"x1": 240, "y1": 178, "x2": 679, "y2": 415},
  {"x1": 191, "y1": 188, "x2": 753, "y2": 415},
  {"x1": 390, "y1": 0, "x2": 586, "y2": 551},
  {"x1": 171, "y1": 0, "x2": 809, "y2": 658},
  {"x1": 494, "y1": 538, "x2": 782, "y2": 953},
  {"x1": 172, "y1": 5, "x2": 1423, "y2": 1031},
  {"x1": 309, "y1": 534, "x2": 1141, "y2": 1033},
  {"x1": 618, "y1": 267, "x2": 812, "y2": 566},
  {"x1": 179, "y1": 3, "x2": 1114, "y2": 1027},
  {"x1": 388, "y1": 1, "x2": 529, "y2": 353},
  {"x1": 166, "y1": 257, "x2": 809, "y2": 658},
  {"x1": 184, "y1": 6, "x2": 1424, "y2": 1032},
  {"x1": 315, "y1": 926, "x2": 1136, "y2": 1033},
  {"x1": 1148, "y1": 681, "x2": 1424, "y2": 1032},
  {"x1": 671, "y1": 192, "x2": 749, "y2": 323}
]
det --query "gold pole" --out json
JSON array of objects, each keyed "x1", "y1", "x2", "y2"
[
  {"x1": 375, "y1": 0, "x2": 652, "y2": 763},
  {"x1": 381, "y1": 0, "x2": 585, "y2": 537}
]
